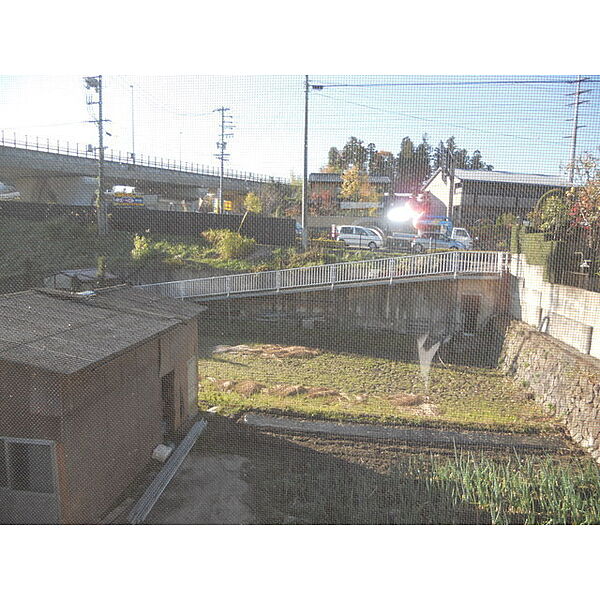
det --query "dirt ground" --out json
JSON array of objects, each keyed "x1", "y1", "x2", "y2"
[{"x1": 143, "y1": 413, "x2": 576, "y2": 526}]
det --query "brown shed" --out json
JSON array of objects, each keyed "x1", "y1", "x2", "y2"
[{"x1": 0, "y1": 286, "x2": 205, "y2": 524}]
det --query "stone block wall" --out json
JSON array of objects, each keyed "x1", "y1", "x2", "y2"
[{"x1": 501, "y1": 320, "x2": 600, "y2": 462}]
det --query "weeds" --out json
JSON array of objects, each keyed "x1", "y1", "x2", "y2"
[{"x1": 429, "y1": 449, "x2": 600, "y2": 524}]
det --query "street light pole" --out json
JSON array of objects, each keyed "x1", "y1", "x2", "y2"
[
  {"x1": 130, "y1": 84, "x2": 135, "y2": 163},
  {"x1": 302, "y1": 75, "x2": 309, "y2": 250}
]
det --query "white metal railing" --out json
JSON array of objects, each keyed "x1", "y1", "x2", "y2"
[
  {"x1": 0, "y1": 131, "x2": 289, "y2": 185},
  {"x1": 138, "y1": 251, "x2": 509, "y2": 300}
]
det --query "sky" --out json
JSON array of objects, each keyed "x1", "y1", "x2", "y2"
[{"x1": 1, "y1": 74, "x2": 599, "y2": 182}]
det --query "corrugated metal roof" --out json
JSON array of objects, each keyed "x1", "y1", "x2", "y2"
[
  {"x1": 453, "y1": 169, "x2": 570, "y2": 187},
  {"x1": 0, "y1": 287, "x2": 205, "y2": 374}
]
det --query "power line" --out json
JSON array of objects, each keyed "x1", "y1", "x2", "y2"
[
  {"x1": 313, "y1": 91, "x2": 567, "y2": 143},
  {"x1": 111, "y1": 76, "x2": 215, "y2": 119},
  {"x1": 312, "y1": 78, "x2": 600, "y2": 88}
]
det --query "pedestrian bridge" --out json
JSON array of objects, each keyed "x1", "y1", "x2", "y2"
[{"x1": 138, "y1": 251, "x2": 509, "y2": 301}]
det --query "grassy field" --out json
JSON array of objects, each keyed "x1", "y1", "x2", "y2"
[{"x1": 197, "y1": 339, "x2": 558, "y2": 434}]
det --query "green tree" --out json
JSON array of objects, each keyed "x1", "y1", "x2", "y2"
[
  {"x1": 340, "y1": 136, "x2": 368, "y2": 171},
  {"x1": 496, "y1": 212, "x2": 519, "y2": 227},
  {"x1": 413, "y1": 136, "x2": 433, "y2": 190},
  {"x1": 396, "y1": 137, "x2": 417, "y2": 192},
  {"x1": 531, "y1": 192, "x2": 572, "y2": 234},
  {"x1": 327, "y1": 147, "x2": 343, "y2": 172},
  {"x1": 370, "y1": 151, "x2": 396, "y2": 178},
  {"x1": 244, "y1": 192, "x2": 263, "y2": 213},
  {"x1": 257, "y1": 179, "x2": 288, "y2": 216},
  {"x1": 569, "y1": 154, "x2": 600, "y2": 265}
]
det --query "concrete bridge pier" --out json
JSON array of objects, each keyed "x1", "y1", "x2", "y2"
[{"x1": 9, "y1": 175, "x2": 97, "y2": 205}]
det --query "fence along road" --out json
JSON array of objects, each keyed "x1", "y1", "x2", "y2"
[{"x1": 138, "y1": 251, "x2": 510, "y2": 301}]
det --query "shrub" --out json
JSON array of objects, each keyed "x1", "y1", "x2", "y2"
[
  {"x1": 131, "y1": 235, "x2": 157, "y2": 261},
  {"x1": 202, "y1": 229, "x2": 257, "y2": 260},
  {"x1": 309, "y1": 237, "x2": 345, "y2": 251}
]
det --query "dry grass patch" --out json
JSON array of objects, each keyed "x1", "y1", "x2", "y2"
[
  {"x1": 233, "y1": 380, "x2": 265, "y2": 396},
  {"x1": 388, "y1": 393, "x2": 427, "y2": 407},
  {"x1": 266, "y1": 384, "x2": 309, "y2": 397},
  {"x1": 213, "y1": 344, "x2": 321, "y2": 359}
]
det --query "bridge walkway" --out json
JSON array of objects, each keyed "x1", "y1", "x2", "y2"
[{"x1": 138, "y1": 251, "x2": 509, "y2": 301}]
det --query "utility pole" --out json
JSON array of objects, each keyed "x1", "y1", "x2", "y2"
[
  {"x1": 130, "y1": 84, "x2": 135, "y2": 163},
  {"x1": 441, "y1": 145, "x2": 455, "y2": 222},
  {"x1": 84, "y1": 75, "x2": 108, "y2": 235},
  {"x1": 447, "y1": 147, "x2": 455, "y2": 223},
  {"x1": 302, "y1": 75, "x2": 309, "y2": 250},
  {"x1": 214, "y1": 107, "x2": 233, "y2": 213},
  {"x1": 566, "y1": 76, "x2": 591, "y2": 184}
]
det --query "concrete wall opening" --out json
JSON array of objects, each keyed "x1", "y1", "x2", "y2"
[{"x1": 461, "y1": 294, "x2": 481, "y2": 335}]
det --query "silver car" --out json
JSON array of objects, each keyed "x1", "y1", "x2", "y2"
[{"x1": 411, "y1": 232, "x2": 466, "y2": 253}]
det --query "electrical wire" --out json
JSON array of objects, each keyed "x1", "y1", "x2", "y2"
[
  {"x1": 312, "y1": 91, "x2": 570, "y2": 143},
  {"x1": 311, "y1": 78, "x2": 600, "y2": 88}
]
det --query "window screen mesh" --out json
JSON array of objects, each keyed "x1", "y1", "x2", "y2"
[{"x1": 1, "y1": 74, "x2": 600, "y2": 527}]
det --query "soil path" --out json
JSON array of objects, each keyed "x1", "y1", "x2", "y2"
[
  {"x1": 242, "y1": 412, "x2": 566, "y2": 451},
  {"x1": 146, "y1": 454, "x2": 254, "y2": 525}
]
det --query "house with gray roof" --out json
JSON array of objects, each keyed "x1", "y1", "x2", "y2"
[
  {"x1": 421, "y1": 168, "x2": 571, "y2": 224},
  {"x1": 0, "y1": 286, "x2": 205, "y2": 524}
]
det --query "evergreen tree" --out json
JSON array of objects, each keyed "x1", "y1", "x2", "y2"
[
  {"x1": 366, "y1": 143, "x2": 377, "y2": 174},
  {"x1": 396, "y1": 137, "x2": 416, "y2": 192},
  {"x1": 341, "y1": 136, "x2": 368, "y2": 171},
  {"x1": 327, "y1": 147, "x2": 343, "y2": 172},
  {"x1": 413, "y1": 136, "x2": 433, "y2": 190},
  {"x1": 370, "y1": 151, "x2": 396, "y2": 178}
]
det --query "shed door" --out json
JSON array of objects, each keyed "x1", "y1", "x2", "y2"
[{"x1": 161, "y1": 371, "x2": 176, "y2": 441}]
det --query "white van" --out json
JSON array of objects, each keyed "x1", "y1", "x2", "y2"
[{"x1": 333, "y1": 225, "x2": 384, "y2": 250}]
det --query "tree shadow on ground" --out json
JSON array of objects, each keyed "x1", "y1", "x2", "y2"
[
  {"x1": 200, "y1": 318, "x2": 513, "y2": 370},
  {"x1": 194, "y1": 414, "x2": 515, "y2": 525}
]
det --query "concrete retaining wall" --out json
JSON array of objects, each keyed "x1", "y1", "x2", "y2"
[
  {"x1": 500, "y1": 320, "x2": 600, "y2": 463},
  {"x1": 509, "y1": 253, "x2": 600, "y2": 358}
]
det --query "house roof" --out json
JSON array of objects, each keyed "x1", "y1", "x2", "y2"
[
  {"x1": 309, "y1": 173, "x2": 391, "y2": 184},
  {"x1": 0, "y1": 286, "x2": 206, "y2": 374},
  {"x1": 431, "y1": 168, "x2": 570, "y2": 188},
  {"x1": 454, "y1": 169, "x2": 570, "y2": 187}
]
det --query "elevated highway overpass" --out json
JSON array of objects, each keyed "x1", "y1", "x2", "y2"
[{"x1": 0, "y1": 133, "x2": 290, "y2": 206}]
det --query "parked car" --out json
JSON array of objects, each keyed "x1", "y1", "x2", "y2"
[
  {"x1": 450, "y1": 227, "x2": 474, "y2": 249},
  {"x1": 411, "y1": 232, "x2": 466, "y2": 253},
  {"x1": 333, "y1": 225, "x2": 384, "y2": 250}
]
